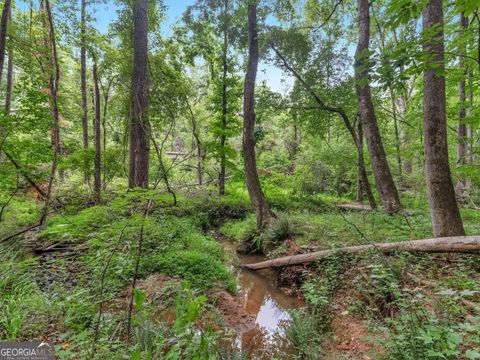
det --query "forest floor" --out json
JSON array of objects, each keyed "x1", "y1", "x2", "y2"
[{"x1": 1, "y1": 180, "x2": 479, "y2": 359}]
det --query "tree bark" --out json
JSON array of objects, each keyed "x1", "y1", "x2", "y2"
[
  {"x1": 0, "y1": 10, "x2": 12, "y2": 165},
  {"x1": 0, "y1": 0, "x2": 12, "y2": 84},
  {"x1": 422, "y1": 0, "x2": 464, "y2": 237},
  {"x1": 242, "y1": 236, "x2": 480, "y2": 270},
  {"x1": 355, "y1": 0, "x2": 401, "y2": 213},
  {"x1": 80, "y1": 0, "x2": 89, "y2": 183},
  {"x1": 390, "y1": 90, "x2": 403, "y2": 183},
  {"x1": 218, "y1": 0, "x2": 229, "y2": 196},
  {"x1": 93, "y1": 62, "x2": 101, "y2": 201},
  {"x1": 243, "y1": 3, "x2": 273, "y2": 228},
  {"x1": 287, "y1": 114, "x2": 300, "y2": 162},
  {"x1": 5, "y1": 40, "x2": 13, "y2": 114},
  {"x1": 356, "y1": 120, "x2": 376, "y2": 208},
  {"x1": 456, "y1": 12, "x2": 467, "y2": 166},
  {"x1": 129, "y1": 0, "x2": 150, "y2": 188},
  {"x1": 467, "y1": 68, "x2": 473, "y2": 166},
  {"x1": 39, "y1": 0, "x2": 61, "y2": 227},
  {"x1": 187, "y1": 102, "x2": 203, "y2": 185},
  {"x1": 373, "y1": 14, "x2": 403, "y2": 184},
  {"x1": 456, "y1": 12, "x2": 468, "y2": 194},
  {"x1": 101, "y1": 78, "x2": 112, "y2": 189},
  {"x1": 399, "y1": 97, "x2": 412, "y2": 175}
]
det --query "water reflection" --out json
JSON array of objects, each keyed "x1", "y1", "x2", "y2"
[{"x1": 221, "y1": 240, "x2": 304, "y2": 357}]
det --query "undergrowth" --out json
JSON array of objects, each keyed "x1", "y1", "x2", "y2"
[{"x1": 1, "y1": 180, "x2": 479, "y2": 359}]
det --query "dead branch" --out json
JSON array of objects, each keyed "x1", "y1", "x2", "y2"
[{"x1": 4, "y1": 151, "x2": 47, "y2": 199}]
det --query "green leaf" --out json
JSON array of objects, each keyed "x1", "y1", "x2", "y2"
[
  {"x1": 466, "y1": 350, "x2": 480, "y2": 359},
  {"x1": 133, "y1": 288, "x2": 145, "y2": 311}
]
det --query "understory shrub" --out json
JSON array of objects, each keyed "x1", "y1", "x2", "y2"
[{"x1": 140, "y1": 250, "x2": 235, "y2": 292}]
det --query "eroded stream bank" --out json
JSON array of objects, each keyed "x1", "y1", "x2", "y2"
[{"x1": 217, "y1": 234, "x2": 305, "y2": 357}]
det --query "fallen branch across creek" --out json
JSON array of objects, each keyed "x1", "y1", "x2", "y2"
[{"x1": 242, "y1": 236, "x2": 480, "y2": 270}]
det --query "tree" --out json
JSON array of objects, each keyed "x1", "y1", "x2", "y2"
[
  {"x1": 186, "y1": 99, "x2": 204, "y2": 185},
  {"x1": 181, "y1": 0, "x2": 241, "y2": 196},
  {"x1": 5, "y1": 32, "x2": 13, "y2": 115},
  {"x1": 0, "y1": 0, "x2": 12, "y2": 84},
  {"x1": 243, "y1": 2, "x2": 273, "y2": 228},
  {"x1": 0, "y1": 6, "x2": 12, "y2": 165},
  {"x1": 271, "y1": 44, "x2": 377, "y2": 210},
  {"x1": 218, "y1": 0, "x2": 229, "y2": 195},
  {"x1": 80, "y1": 0, "x2": 89, "y2": 182},
  {"x1": 422, "y1": 0, "x2": 465, "y2": 237},
  {"x1": 372, "y1": 10, "x2": 404, "y2": 184},
  {"x1": 354, "y1": 0, "x2": 401, "y2": 213},
  {"x1": 129, "y1": 0, "x2": 150, "y2": 188},
  {"x1": 93, "y1": 61, "x2": 101, "y2": 201},
  {"x1": 38, "y1": 0, "x2": 61, "y2": 226},
  {"x1": 456, "y1": 11, "x2": 468, "y2": 193}
]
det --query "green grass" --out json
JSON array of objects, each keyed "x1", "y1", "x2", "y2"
[
  {"x1": 0, "y1": 197, "x2": 40, "y2": 238},
  {"x1": 220, "y1": 214, "x2": 257, "y2": 242},
  {"x1": 0, "y1": 245, "x2": 50, "y2": 340}
]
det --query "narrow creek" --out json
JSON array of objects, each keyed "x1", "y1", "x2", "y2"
[{"x1": 219, "y1": 237, "x2": 305, "y2": 357}]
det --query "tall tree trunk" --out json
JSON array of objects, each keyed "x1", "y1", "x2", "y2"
[
  {"x1": 194, "y1": 128, "x2": 203, "y2": 186},
  {"x1": 373, "y1": 14, "x2": 403, "y2": 185},
  {"x1": 80, "y1": 0, "x2": 89, "y2": 183},
  {"x1": 39, "y1": 0, "x2": 60, "y2": 227},
  {"x1": 288, "y1": 113, "x2": 300, "y2": 163},
  {"x1": 355, "y1": 0, "x2": 401, "y2": 213},
  {"x1": 356, "y1": 120, "x2": 376, "y2": 208},
  {"x1": 0, "y1": 0, "x2": 12, "y2": 84},
  {"x1": 5, "y1": 44, "x2": 12, "y2": 114},
  {"x1": 390, "y1": 91, "x2": 403, "y2": 183},
  {"x1": 356, "y1": 125, "x2": 363, "y2": 204},
  {"x1": 218, "y1": 0, "x2": 229, "y2": 196},
  {"x1": 129, "y1": 0, "x2": 150, "y2": 188},
  {"x1": 467, "y1": 68, "x2": 473, "y2": 165},
  {"x1": 93, "y1": 62, "x2": 101, "y2": 201},
  {"x1": 422, "y1": 0, "x2": 464, "y2": 237},
  {"x1": 188, "y1": 103, "x2": 203, "y2": 185},
  {"x1": 398, "y1": 96, "x2": 412, "y2": 175},
  {"x1": 243, "y1": 3, "x2": 273, "y2": 228},
  {"x1": 101, "y1": 77, "x2": 112, "y2": 189},
  {"x1": 464, "y1": 68, "x2": 473, "y2": 190},
  {"x1": 456, "y1": 12, "x2": 468, "y2": 194},
  {"x1": 0, "y1": 9, "x2": 12, "y2": 165}
]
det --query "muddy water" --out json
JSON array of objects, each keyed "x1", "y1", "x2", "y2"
[{"x1": 220, "y1": 240, "x2": 304, "y2": 357}]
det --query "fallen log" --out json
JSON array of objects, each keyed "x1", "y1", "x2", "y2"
[
  {"x1": 242, "y1": 236, "x2": 480, "y2": 270},
  {"x1": 336, "y1": 203, "x2": 372, "y2": 211}
]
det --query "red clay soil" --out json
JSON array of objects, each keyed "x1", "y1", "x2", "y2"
[
  {"x1": 119, "y1": 273, "x2": 257, "y2": 332},
  {"x1": 121, "y1": 273, "x2": 175, "y2": 302},
  {"x1": 324, "y1": 308, "x2": 376, "y2": 360},
  {"x1": 210, "y1": 290, "x2": 256, "y2": 332}
]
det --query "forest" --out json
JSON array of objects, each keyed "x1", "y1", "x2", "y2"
[{"x1": 0, "y1": 0, "x2": 479, "y2": 358}]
